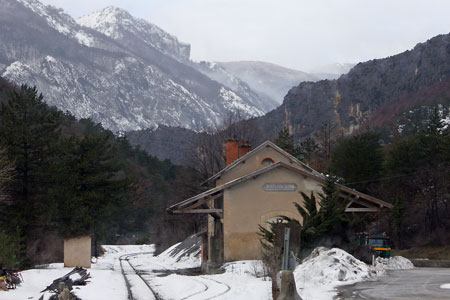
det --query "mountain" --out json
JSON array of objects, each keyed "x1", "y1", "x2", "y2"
[
  {"x1": 191, "y1": 61, "x2": 278, "y2": 111},
  {"x1": 77, "y1": 6, "x2": 190, "y2": 63},
  {"x1": 308, "y1": 63, "x2": 355, "y2": 77},
  {"x1": 254, "y1": 33, "x2": 450, "y2": 140},
  {"x1": 126, "y1": 125, "x2": 198, "y2": 165},
  {"x1": 129, "y1": 33, "x2": 450, "y2": 164},
  {"x1": 0, "y1": 0, "x2": 267, "y2": 132},
  {"x1": 217, "y1": 61, "x2": 339, "y2": 104}
]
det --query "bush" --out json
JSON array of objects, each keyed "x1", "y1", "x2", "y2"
[{"x1": 0, "y1": 230, "x2": 19, "y2": 268}]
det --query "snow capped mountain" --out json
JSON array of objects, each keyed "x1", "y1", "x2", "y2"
[
  {"x1": 0, "y1": 0, "x2": 266, "y2": 132},
  {"x1": 192, "y1": 61, "x2": 278, "y2": 111},
  {"x1": 16, "y1": 0, "x2": 97, "y2": 47},
  {"x1": 309, "y1": 62, "x2": 355, "y2": 76},
  {"x1": 218, "y1": 61, "x2": 328, "y2": 104},
  {"x1": 77, "y1": 6, "x2": 190, "y2": 62}
]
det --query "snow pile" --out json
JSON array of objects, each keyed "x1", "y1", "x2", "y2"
[
  {"x1": 0, "y1": 266, "x2": 126, "y2": 300},
  {"x1": 294, "y1": 247, "x2": 377, "y2": 300},
  {"x1": 101, "y1": 244, "x2": 155, "y2": 255},
  {"x1": 375, "y1": 256, "x2": 414, "y2": 270},
  {"x1": 222, "y1": 260, "x2": 267, "y2": 278},
  {"x1": 156, "y1": 233, "x2": 202, "y2": 269}
]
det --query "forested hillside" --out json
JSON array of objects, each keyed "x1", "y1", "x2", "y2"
[
  {"x1": 254, "y1": 33, "x2": 450, "y2": 141},
  {"x1": 0, "y1": 80, "x2": 201, "y2": 268},
  {"x1": 271, "y1": 109, "x2": 450, "y2": 249}
]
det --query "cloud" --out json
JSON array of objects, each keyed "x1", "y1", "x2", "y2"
[{"x1": 40, "y1": 0, "x2": 450, "y2": 71}]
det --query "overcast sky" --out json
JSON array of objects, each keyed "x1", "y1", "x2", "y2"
[{"x1": 40, "y1": 0, "x2": 450, "y2": 71}]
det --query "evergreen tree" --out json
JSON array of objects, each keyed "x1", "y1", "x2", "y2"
[
  {"x1": 274, "y1": 127, "x2": 318, "y2": 162},
  {"x1": 331, "y1": 131, "x2": 383, "y2": 192},
  {"x1": 271, "y1": 177, "x2": 348, "y2": 255},
  {"x1": 385, "y1": 107, "x2": 450, "y2": 234},
  {"x1": 391, "y1": 194, "x2": 406, "y2": 248},
  {"x1": 297, "y1": 137, "x2": 319, "y2": 162},
  {"x1": 274, "y1": 127, "x2": 295, "y2": 153},
  {"x1": 54, "y1": 133, "x2": 133, "y2": 239},
  {"x1": 418, "y1": 108, "x2": 448, "y2": 230},
  {"x1": 0, "y1": 229, "x2": 22, "y2": 268},
  {"x1": 0, "y1": 85, "x2": 61, "y2": 245}
]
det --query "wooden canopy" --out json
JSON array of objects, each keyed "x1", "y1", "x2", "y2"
[{"x1": 167, "y1": 162, "x2": 392, "y2": 217}]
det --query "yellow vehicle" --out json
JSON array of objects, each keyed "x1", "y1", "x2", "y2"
[{"x1": 357, "y1": 233, "x2": 391, "y2": 258}]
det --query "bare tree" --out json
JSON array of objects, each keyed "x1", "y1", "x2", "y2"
[
  {"x1": 185, "y1": 111, "x2": 263, "y2": 181},
  {"x1": 314, "y1": 121, "x2": 337, "y2": 161}
]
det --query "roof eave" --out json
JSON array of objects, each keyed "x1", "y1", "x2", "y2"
[{"x1": 202, "y1": 140, "x2": 317, "y2": 185}]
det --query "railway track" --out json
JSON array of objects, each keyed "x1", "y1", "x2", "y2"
[
  {"x1": 119, "y1": 252, "x2": 231, "y2": 300},
  {"x1": 119, "y1": 252, "x2": 163, "y2": 300},
  {"x1": 199, "y1": 276, "x2": 231, "y2": 300}
]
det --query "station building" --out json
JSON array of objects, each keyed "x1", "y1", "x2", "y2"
[{"x1": 167, "y1": 139, "x2": 392, "y2": 265}]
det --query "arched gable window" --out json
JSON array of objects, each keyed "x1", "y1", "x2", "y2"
[{"x1": 261, "y1": 157, "x2": 275, "y2": 166}]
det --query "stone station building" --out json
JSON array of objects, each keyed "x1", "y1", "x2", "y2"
[{"x1": 167, "y1": 140, "x2": 392, "y2": 266}]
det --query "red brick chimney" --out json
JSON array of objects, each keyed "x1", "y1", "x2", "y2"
[
  {"x1": 226, "y1": 137, "x2": 239, "y2": 165},
  {"x1": 238, "y1": 141, "x2": 252, "y2": 158},
  {"x1": 226, "y1": 138, "x2": 252, "y2": 165}
]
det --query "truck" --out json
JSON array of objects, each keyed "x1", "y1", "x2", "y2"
[{"x1": 353, "y1": 232, "x2": 391, "y2": 263}]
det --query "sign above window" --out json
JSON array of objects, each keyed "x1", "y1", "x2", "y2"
[{"x1": 263, "y1": 183, "x2": 297, "y2": 192}]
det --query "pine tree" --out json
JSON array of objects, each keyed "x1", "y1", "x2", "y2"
[
  {"x1": 297, "y1": 137, "x2": 319, "y2": 162},
  {"x1": 391, "y1": 194, "x2": 406, "y2": 248},
  {"x1": 54, "y1": 132, "x2": 133, "y2": 239},
  {"x1": 317, "y1": 177, "x2": 348, "y2": 236},
  {"x1": 0, "y1": 85, "x2": 61, "y2": 242},
  {"x1": 274, "y1": 127, "x2": 317, "y2": 162},
  {"x1": 274, "y1": 127, "x2": 295, "y2": 153},
  {"x1": 331, "y1": 130, "x2": 383, "y2": 192},
  {"x1": 384, "y1": 106, "x2": 450, "y2": 234},
  {"x1": 266, "y1": 177, "x2": 348, "y2": 256}
]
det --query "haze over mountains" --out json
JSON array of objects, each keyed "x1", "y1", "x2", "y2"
[
  {"x1": 0, "y1": 0, "x2": 263, "y2": 131},
  {"x1": 0, "y1": 0, "x2": 344, "y2": 132},
  {"x1": 255, "y1": 33, "x2": 450, "y2": 140},
  {"x1": 217, "y1": 61, "x2": 349, "y2": 104},
  {"x1": 3, "y1": 0, "x2": 448, "y2": 167},
  {"x1": 128, "y1": 32, "x2": 450, "y2": 164}
]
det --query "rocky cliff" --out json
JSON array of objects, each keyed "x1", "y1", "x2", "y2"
[
  {"x1": 128, "y1": 33, "x2": 450, "y2": 164},
  {"x1": 255, "y1": 33, "x2": 450, "y2": 140}
]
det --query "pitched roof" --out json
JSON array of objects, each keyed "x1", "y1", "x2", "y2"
[
  {"x1": 167, "y1": 161, "x2": 392, "y2": 212},
  {"x1": 204, "y1": 140, "x2": 319, "y2": 184}
]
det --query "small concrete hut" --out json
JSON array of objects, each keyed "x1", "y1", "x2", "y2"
[{"x1": 64, "y1": 235, "x2": 92, "y2": 268}]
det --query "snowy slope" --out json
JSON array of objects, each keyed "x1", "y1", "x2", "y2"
[
  {"x1": 192, "y1": 60, "x2": 278, "y2": 111},
  {"x1": 0, "y1": 0, "x2": 266, "y2": 132},
  {"x1": 17, "y1": 0, "x2": 96, "y2": 47},
  {"x1": 218, "y1": 61, "x2": 325, "y2": 104},
  {"x1": 77, "y1": 6, "x2": 191, "y2": 62}
]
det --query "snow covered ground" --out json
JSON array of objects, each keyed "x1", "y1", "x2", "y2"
[
  {"x1": 294, "y1": 247, "x2": 414, "y2": 299},
  {"x1": 0, "y1": 242, "x2": 413, "y2": 300}
]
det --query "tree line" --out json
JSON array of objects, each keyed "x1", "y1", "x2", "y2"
[
  {"x1": 0, "y1": 84, "x2": 202, "y2": 268},
  {"x1": 274, "y1": 106, "x2": 450, "y2": 248}
]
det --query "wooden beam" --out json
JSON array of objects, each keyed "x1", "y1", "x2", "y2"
[
  {"x1": 344, "y1": 195, "x2": 377, "y2": 209},
  {"x1": 180, "y1": 192, "x2": 223, "y2": 210},
  {"x1": 172, "y1": 209, "x2": 223, "y2": 214},
  {"x1": 354, "y1": 198, "x2": 376, "y2": 208},
  {"x1": 210, "y1": 212, "x2": 223, "y2": 219},
  {"x1": 345, "y1": 207, "x2": 380, "y2": 213}
]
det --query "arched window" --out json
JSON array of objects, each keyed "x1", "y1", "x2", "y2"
[{"x1": 261, "y1": 157, "x2": 275, "y2": 166}]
